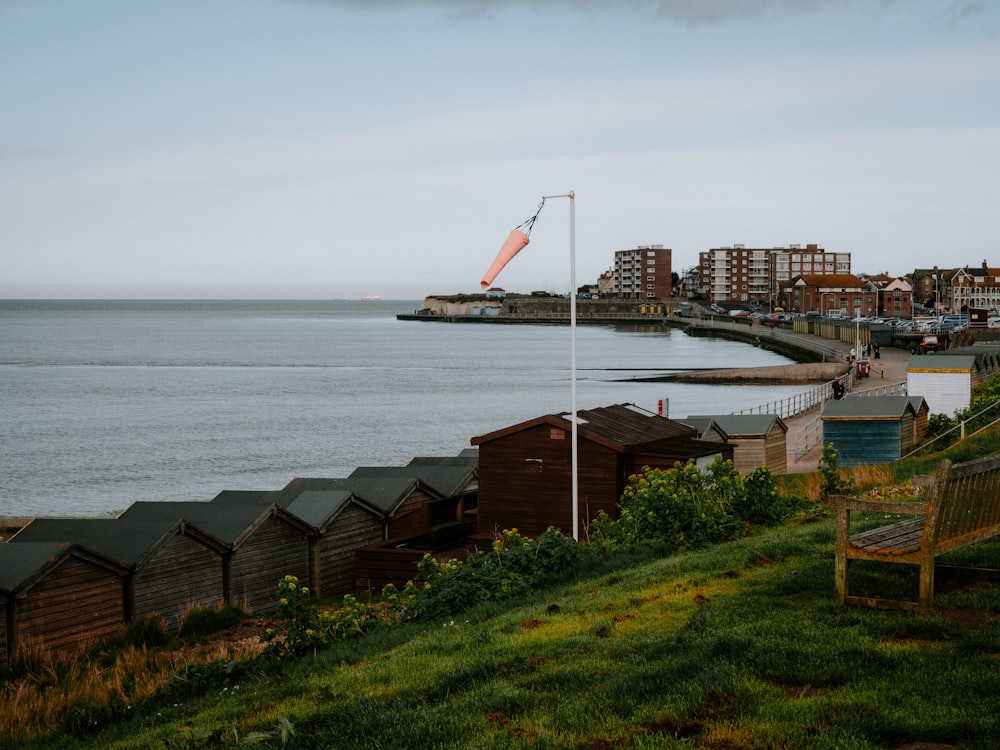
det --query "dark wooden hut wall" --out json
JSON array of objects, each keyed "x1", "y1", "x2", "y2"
[
  {"x1": 131, "y1": 531, "x2": 224, "y2": 632},
  {"x1": 477, "y1": 424, "x2": 622, "y2": 539},
  {"x1": 316, "y1": 503, "x2": 383, "y2": 597},
  {"x1": 0, "y1": 595, "x2": 8, "y2": 668},
  {"x1": 15, "y1": 557, "x2": 124, "y2": 661},
  {"x1": 229, "y1": 517, "x2": 310, "y2": 614},
  {"x1": 384, "y1": 489, "x2": 437, "y2": 539}
]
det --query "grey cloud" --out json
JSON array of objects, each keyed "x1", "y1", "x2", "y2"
[
  {"x1": 935, "y1": 1, "x2": 986, "y2": 30},
  {"x1": 296, "y1": 0, "x2": 858, "y2": 26}
]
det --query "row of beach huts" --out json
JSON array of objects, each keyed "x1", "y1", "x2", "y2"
[
  {"x1": 5, "y1": 342, "x2": 999, "y2": 668},
  {"x1": 1, "y1": 402, "x2": 771, "y2": 666}
]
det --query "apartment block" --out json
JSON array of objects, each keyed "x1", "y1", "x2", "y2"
[
  {"x1": 698, "y1": 244, "x2": 850, "y2": 306},
  {"x1": 612, "y1": 246, "x2": 672, "y2": 300}
]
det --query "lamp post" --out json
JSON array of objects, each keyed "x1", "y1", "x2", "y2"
[{"x1": 480, "y1": 190, "x2": 579, "y2": 540}]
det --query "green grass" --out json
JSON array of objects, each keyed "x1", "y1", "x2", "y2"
[{"x1": 17, "y1": 515, "x2": 1000, "y2": 750}]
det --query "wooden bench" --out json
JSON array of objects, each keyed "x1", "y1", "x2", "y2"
[{"x1": 824, "y1": 454, "x2": 1000, "y2": 611}]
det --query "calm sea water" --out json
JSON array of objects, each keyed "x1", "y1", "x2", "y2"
[{"x1": 0, "y1": 300, "x2": 806, "y2": 518}]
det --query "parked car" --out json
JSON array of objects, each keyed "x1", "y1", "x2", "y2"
[{"x1": 920, "y1": 334, "x2": 940, "y2": 353}]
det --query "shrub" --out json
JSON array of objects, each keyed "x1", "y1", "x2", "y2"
[
  {"x1": 818, "y1": 443, "x2": 853, "y2": 498},
  {"x1": 407, "y1": 527, "x2": 585, "y2": 621},
  {"x1": 606, "y1": 458, "x2": 742, "y2": 551},
  {"x1": 178, "y1": 604, "x2": 247, "y2": 640},
  {"x1": 123, "y1": 613, "x2": 168, "y2": 649},
  {"x1": 263, "y1": 577, "x2": 409, "y2": 658},
  {"x1": 733, "y1": 466, "x2": 798, "y2": 527}
]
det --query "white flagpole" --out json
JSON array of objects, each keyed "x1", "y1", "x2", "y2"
[
  {"x1": 482, "y1": 190, "x2": 579, "y2": 541},
  {"x1": 543, "y1": 191, "x2": 578, "y2": 540}
]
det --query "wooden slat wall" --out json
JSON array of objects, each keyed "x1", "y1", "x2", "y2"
[
  {"x1": 823, "y1": 420, "x2": 902, "y2": 467},
  {"x1": 229, "y1": 519, "x2": 310, "y2": 614},
  {"x1": 355, "y1": 546, "x2": 424, "y2": 590},
  {"x1": 731, "y1": 438, "x2": 764, "y2": 475},
  {"x1": 132, "y1": 532, "x2": 225, "y2": 632},
  {"x1": 912, "y1": 408, "x2": 929, "y2": 445},
  {"x1": 477, "y1": 424, "x2": 577, "y2": 538},
  {"x1": 478, "y1": 426, "x2": 625, "y2": 539},
  {"x1": 318, "y1": 504, "x2": 383, "y2": 596},
  {"x1": 765, "y1": 429, "x2": 788, "y2": 474},
  {"x1": 14, "y1": 557, "x2": 123, "y2": 661},
  {"x1": 899, "y1": 411, "x2": 916, "y2": 455},
  {"x1": 0, "y1": 598, "x2": 9, "y2": 667},
  {"x1": 386, "y1": 501, "x2": 427, "y2": 540}
]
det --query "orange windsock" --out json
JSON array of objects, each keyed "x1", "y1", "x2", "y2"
[{"x1": 480, "y1": 229, "x2": 530, "y2": 288}]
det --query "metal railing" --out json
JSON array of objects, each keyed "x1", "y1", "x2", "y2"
[
  {"x1": 732, "y1": 380, "x2": 833, "y2": 420},
  {"x1": 899, "y1": 399, "x2": 1000, "y2": 460},
  {"x1": 794, "y1": 414, "x2": 824, "y2": 457}
]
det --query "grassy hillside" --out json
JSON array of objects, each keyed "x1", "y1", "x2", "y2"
[
  {"x1": 17, "y1": 511, "x2": 1000, "y2": 749},
  {"x1": 10, "y1": 426, "x2": 1000, "y2": 749}
]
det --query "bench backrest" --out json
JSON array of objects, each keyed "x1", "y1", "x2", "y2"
[{"x1": 925, "y1": 454, "x2": 1000, "y2": 546}]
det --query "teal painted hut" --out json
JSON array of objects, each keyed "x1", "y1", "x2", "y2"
[{"x1": 820, "y1": 396, "x2": 928, "y2": 467}]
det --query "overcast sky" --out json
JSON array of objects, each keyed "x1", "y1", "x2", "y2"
[{"x1": 2, "y1": 0, "x2": 998, "y2": 299}]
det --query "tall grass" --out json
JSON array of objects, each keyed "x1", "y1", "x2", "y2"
[{"x1": 0, "y1": 607, "x2": 264, "y2": 746}]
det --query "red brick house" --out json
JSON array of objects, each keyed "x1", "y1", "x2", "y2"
[{"x1": 779, "y1": 274, "x2": 877, "y2": 317}]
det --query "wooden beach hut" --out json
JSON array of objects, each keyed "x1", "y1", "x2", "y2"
[
  {"x1": 264, "y1": 480, "x2": 385, "y2": 598},
  {"x1": 118, "y1": 500, "x2": 311, "y2": 614},
  {"x1": 349, "y1": 462, "x2": 478, "y2": 531},
  {"x1": 470, "y1": 403, "x2": 730, "y2": 540},
  {"x1": 820, "y1": 396, "x2": 927, "y2": 467},
  {"x1": 680, "y1": 414, "x2": 788, "y2": 475},
  {"x1": 0, "y1": 542, "x2": 128, "y2": 666},
  {"x1": 8, "y1": 517, "x2": 227, "y2": 632},
  {"x1": 268, "y1": 475, "x2": 451, "y2": 591}
]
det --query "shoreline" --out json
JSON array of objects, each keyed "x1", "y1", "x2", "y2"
[{"x1": 626, "y1": 362, "x2": 848, "y2": 385}]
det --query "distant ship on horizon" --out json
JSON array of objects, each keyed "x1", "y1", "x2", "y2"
[{"x1": 361, "y1": 295, "x2": 381, "y2": 301}]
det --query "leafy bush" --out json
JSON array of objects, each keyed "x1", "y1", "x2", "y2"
[
  {"x1": 597, "y1": 459, "x2": 741, "y2": 551},
  {"x1": 733, "y1": 466, "x2": 800, "y2": 526},
  {"x1": 263, "y1": 576, "x2": 408, "y2": 658},
  {"x1": 409, "y1": 527, "x2": 583, "y2": 620}
]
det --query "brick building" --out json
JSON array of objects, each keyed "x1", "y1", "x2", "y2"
[
  {"x1": 779, "y1": 274, "x2": 877, "y2": 317},
  {"x1": 611, "y1": 246, "x2": 672, "y2": 300},
  {"x1": 698, "y1": 243, "x2": 850, "y2": 307}
]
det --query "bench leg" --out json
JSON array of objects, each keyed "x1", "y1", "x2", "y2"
[
  {"x1": 918, "y1": 557, "x2": 935, "y2": 612},
  {"x1": 834, "y1": 511, "x2": 849, "y2": 604}
]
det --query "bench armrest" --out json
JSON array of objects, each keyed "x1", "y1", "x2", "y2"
[{"x1": 823, "y1": 494, "x2": 929, "y2": 515}]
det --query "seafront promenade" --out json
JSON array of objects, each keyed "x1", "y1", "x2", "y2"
[
  {"x1": 401, "y1": 304, "x2": 912, "y2": 474},
  {"x1": 780, "y1": 333, "x2": 911, "y2": 473},
  {"x1": 674, "y1": 317, "x2": 910, "y2": 473}
]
